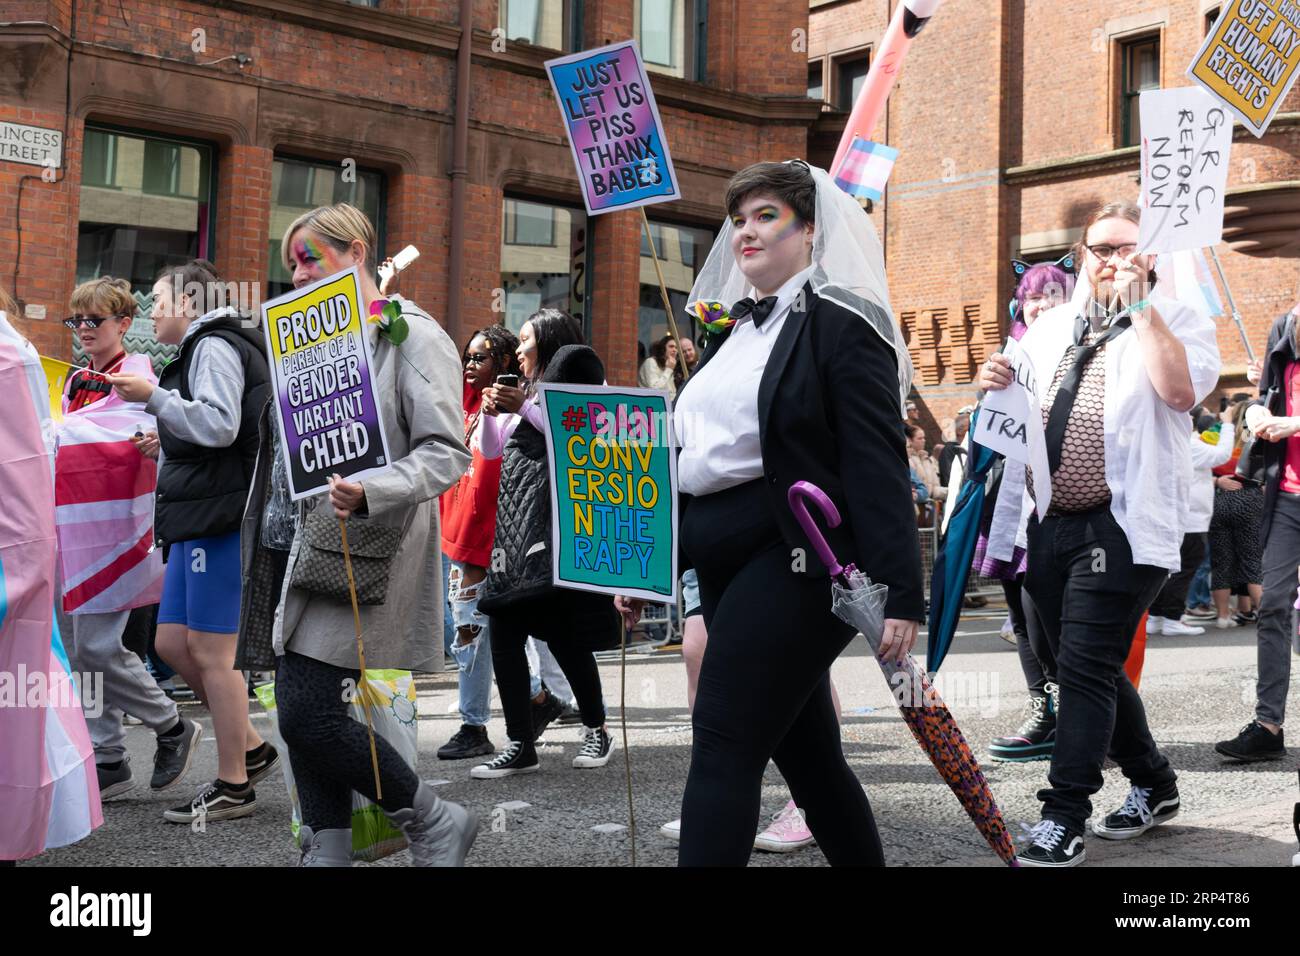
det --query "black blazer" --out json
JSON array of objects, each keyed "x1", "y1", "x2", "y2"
[{"x1": 678, "y1": 284, "x2": 925, "y2": 621}]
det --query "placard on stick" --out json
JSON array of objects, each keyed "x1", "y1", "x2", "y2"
[
  {"x1": 537, "y1": 384, "x2": 678, "y2": 603},
  {"x1": 261, "y1": 267, "x2": 392, "y2": 500},
  {"x1": 1137, "y1": 87, "x2": 1233, "y2": 255},
  {"x1": 1188, "y1": 0, "x2": 1300, "y2": 138},
  {"x1": 545, "y1": 40, "x2": 681, "y2": 216}
]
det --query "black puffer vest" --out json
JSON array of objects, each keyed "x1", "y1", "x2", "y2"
[{"x1": 155, "y1": 313, "x2": 272, "y2": 546}]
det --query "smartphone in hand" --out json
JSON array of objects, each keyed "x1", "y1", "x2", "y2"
[{"x1": 496, "y1": 374, "x2": 520, "y2": 388}]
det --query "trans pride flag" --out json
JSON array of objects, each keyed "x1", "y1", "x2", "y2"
[
  {"x1": 55, "y1": 353, "x2": 163, "y2": 615},
  {"x1": 832, "y1": 136, "x2": 900, "y2": 202},
  {"x1": 0, "y1": 312, "x2": 102, "y2": 860}
]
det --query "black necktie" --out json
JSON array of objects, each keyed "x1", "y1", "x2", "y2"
[
  {"x1": 731, "y1": 296, "x2": 779, "y2": 328},
  {"x1": 1043, "y1": 313, "x2": 1132, "y2": 475}
]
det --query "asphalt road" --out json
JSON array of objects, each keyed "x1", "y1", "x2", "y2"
[{"x1": 25, "y1": 616, "x2": 1300, "y2": 867}]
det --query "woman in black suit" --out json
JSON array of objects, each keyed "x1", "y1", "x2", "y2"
[{"x1": 621, "y1": 160, "x2": 923, "y2": 866}]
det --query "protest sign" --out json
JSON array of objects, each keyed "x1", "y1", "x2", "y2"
[
  {"x1": 1137, "y1": 87, "x2": 1233, "y2": 254},
  {"x1": 975, "y1": 340, "x2": 1051, "y2": 516},
  {"x1": 545, "y1": 40, "x2": 681, "y2": 216},
  {"x1": 538, "y1": 384, "x2": 677, "y2": 603},
  {"x1": 1188, "y1": 0, "x2": 1300, "y2": 138},
  {"x1": 261, "y1": 267, "x2": 392, "y2": 500}
]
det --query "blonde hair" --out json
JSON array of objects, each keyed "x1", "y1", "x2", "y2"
[
  {"x1": 0, "y1": 284, "x2": 17, "y2": 318},
  {"x1": 281, "y1": 203, "x2": 377, "y2": 274},
  {"x1": 70, "y1": 276, "x2": 136, "y2": 320}
]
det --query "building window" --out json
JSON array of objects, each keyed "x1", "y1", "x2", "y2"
[
  {"x1": 76, "y1": 127, "x2": 215, "y2": 294},
  {"x1": 638, "y1": 219, "x2": 715, "y2": 353},
  {"x1": 267, "y1": 156, "x2": 386, "y2": 300},
  {"x1": 500, "y1": 197, "x2": 590, "y2": 335},
  {"x1": 500, "y1": 0, "x2": 571, "y2": 51},
  {"x1": 808, "y1": 61, "x2": 825, "y2": 103},
  {"x1": 1205, "y1": 7, "x2": 1221, "y2": 34},
  {"x1": 636, "y1": 0, "x2": 699, "y2": 80},
  {"x1": 1119, "y1": 34, "x2": 1160, "y2": 147},
  {"x1": 833, "y1": 53, "x2": 871, "y2": 110}
]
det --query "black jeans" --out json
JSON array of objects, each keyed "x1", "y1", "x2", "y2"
[
  {"x1": 678, "y1": 480, "x2": 883, "y2": 866},
  {"x1": 488, "y1": 598, "x2": 608, "y2": 744},
  {"x1": 1025, "y1": 508, "x2": 1175, "y2": 832},
  {"x1": 1003, "y1": 576, "x2": 1056, "y2": 696},
  {"x1": 1148, "y1": 532, "x2": 1208, "y2": 620}
]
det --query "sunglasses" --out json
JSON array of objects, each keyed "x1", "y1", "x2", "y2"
[
  {"x1": 63, "y1": 314, "x2": 125, "y2": 330},
  {"x1": 464, "y1": 354, "x2": 492, "y2": 366}
]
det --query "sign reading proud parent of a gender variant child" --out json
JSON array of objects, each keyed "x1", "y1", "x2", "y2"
[
  {"x1": 1188, "y1": 0, "x2": 1300, "y2": 137},
  {"x1": 261, "y1": 267, "x2": 392, "y2": 500},
  {"x1": 538, "y1": 384, "x2": 678, "y2": 603},
  {"x1": 545, "y1": 40, "x2": 681, "y2": 216}
]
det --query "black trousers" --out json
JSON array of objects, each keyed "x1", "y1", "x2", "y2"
[
  {"x1": 488, "y1": 594, "x2": 609, "y2": 744},
  {"x1": 678, "y1": 480, "x2": 883, "y2": 866},
  {"x1": 275, "y1": 650, "x2": 418, "y2": 830},
  {"x1": 1148, "y1": 532, "x2": 1207, "y2": 620},
  {"x1": 1024, "y1": 508, "x2": 1175, "y2": 832},
  {"x1": 1003, "y1": 576, "x2": 1056, "y2": 696}
]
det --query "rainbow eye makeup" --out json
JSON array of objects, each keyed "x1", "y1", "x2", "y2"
[{"x1": 293, "y1": 237, "x2": 327, "y2": 265}]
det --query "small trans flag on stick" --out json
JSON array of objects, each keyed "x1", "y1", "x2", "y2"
[{"x1": 832, "y1": 137, "x2": 899, "y2": 201}]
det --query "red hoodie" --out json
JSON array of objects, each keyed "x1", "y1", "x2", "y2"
[{"x1": 439, "y1": 383, "x2": 503, "y2": 567}]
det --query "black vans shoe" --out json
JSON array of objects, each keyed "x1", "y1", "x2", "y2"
[
  {"x1": 1093, "y1": 782, "x2": 1180, "y2": 840},
  {"x1": 1016, "y1": 820, "x2": 1086, "y2": 867},
  {"x1": 163, "y1": 779, "x2": 256, "y2": 824}
]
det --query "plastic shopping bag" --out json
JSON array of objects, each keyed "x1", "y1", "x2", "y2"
[{"x1": 255, "y1": 669, "x2": 420, "y2": 862}]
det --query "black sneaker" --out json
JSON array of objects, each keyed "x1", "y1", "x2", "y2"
[
  {"x1": 245, "y1": 742, "x2": 281, "y2": 786},
  {"x1": 556, "y1": 703, "x2": 583, "y2": 726},
  {"x1": 1016, "y1": 820, "x2": 1086, "y2": 867},
  {"x1": 573, "y1": 726, "x2": 615, "y2": 768},
  {"x1": 97, "y1": 760, "x2": 134, "y2": 801},
  {"x1": 150, "y1": 716, "x2": 201, "y2": 790},
  {"x1": 989, "y1": 694, "x2": 1055, "y2": 762},
  {"x1": 1233, "y1": 610, "x2": 1258, "y2": 626},
  {"x1": 1093, "y1": 782, "x2": 1180, "y2": 840},
  {"x1": 470, "y1": 740, "x2": 539, "y2": 779},
  {"x1": 531, "y1": 690, "x2": 565, "y2": 742},
  {"x1": 438, "y1": 724, "x2": 495, "y2": 760},
  {"x1": 1215, "y1": 721, "x2": 1286, "y2": 762},
  {"x1": 163, "y1": 779, "x2": 256, "y2": 824}
]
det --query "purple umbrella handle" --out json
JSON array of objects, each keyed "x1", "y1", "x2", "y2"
[{"x1": 787, "y1": 481, "x2": 844, "y2": 578}]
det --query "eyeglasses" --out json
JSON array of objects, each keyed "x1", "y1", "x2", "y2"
[
  {"x1": 1085, "y1": 243, "x2": 1138, "y2": 262},
  {"x1": 464, "y1": 354, "x2": 491, "y2": 366},
  {"x1": 63, "y1": 314, "x2": 122, "y2": 330}
]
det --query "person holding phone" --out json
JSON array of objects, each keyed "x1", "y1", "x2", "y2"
[{"x1": 470, "y1": 311, "x2": 620, "y2": 780}]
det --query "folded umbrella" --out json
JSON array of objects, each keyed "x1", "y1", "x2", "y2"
[
  {"x1": 927, "y1": 409, "x2": 1000, "y2": 671},
  {"x1": 788, "y1": 480, "x2": 1017, "y2": 866}
]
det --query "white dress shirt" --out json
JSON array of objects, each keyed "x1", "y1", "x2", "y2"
[
  {"x1": 675, "y1": 265, "x2": 816, "y2": 496},
  {"x1": 1016, "y1": 290, "x2": 1221, "y2": 571}
]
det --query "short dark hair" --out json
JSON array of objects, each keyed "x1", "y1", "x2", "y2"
[
  {"x1": 154, "y1": 258, "x2": 229, "y2": 316},
  {"x1": 724, "y1": 161, "x2": 816, "y2": 225}
]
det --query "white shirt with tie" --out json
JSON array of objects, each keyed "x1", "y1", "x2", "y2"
[{"x1": 674, "y1": 265, "x2": 816, "y2": 497}]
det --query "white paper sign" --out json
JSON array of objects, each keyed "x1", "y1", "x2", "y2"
[
  {"x1": 1137, "y1": 87, "x2": 1233, "y2": 254},
  {"x1": 974, "y1": 339, "x2": 1051, "y2": 516}
]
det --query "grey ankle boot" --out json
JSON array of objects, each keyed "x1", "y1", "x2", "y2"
[
  {"x1": 299, "y1": 825, "x2": 352, "y2": 867},
  {"x1": 384, "y1": 781, "x2": 478, "y2": 867}
]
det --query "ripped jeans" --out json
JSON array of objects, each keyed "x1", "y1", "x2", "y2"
[{"x1": 447, "y1": 560, "x2": 493, "y2": 727}]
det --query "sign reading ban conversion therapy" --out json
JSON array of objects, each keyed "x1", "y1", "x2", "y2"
[
  {"x1": 261, "y1": 267, "x2": 392, "y2": 500},
  {"x1": 538, "y1": 384, "x2": 678, "y2": 603}
]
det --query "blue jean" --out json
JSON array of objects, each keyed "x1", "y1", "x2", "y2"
[
  {"x1": 446, "y1": 558, "x2": 493, "y2": 728},
  {"x1": 1185, "y1": 548, "x2": 1212, "y2": 609}
]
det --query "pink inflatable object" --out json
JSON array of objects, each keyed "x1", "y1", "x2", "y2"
[{"x1": 830, "y1": 0, "x2": 946, "y2": 178}]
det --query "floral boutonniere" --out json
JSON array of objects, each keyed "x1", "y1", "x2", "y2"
[
  {"x1": 690, "y1": 301, "x2": 733, "y2": 346},
  {"x1": 367, "y1": 298, "x2": 429, "y2": 382}
]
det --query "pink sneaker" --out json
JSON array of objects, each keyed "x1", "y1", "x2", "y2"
[{"x1": 753, "y1": 800, "x2": 815, "y2": 853}]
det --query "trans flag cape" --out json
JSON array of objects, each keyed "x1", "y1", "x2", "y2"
[
  {"x1": 0, "y1": 312, "x2": 102, "y2": 860},
  {"x1": 55, "y1": 353, "x2": 163, "y2": 615}
]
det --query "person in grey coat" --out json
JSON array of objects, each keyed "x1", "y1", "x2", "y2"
[{"x1": 239, "y1": 204, "x2": 473, "y2": 866}]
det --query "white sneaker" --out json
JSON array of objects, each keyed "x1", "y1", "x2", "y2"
[
  {"x1": 1146, "y1": 616, "x2": 1165, "y2": 635},
  {"x1": 1160, "y1": 619, "x2": 1205, "y2": 636},
  {"x1": 659, "y1": 818, "x2": 681, "y2": 842},
  {"x1": 1216, "y1": 617, "x2": 1240, "y2": 629}
]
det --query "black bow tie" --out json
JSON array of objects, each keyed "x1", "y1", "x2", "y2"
[{"x1": 731, "y1": 296, "x2": 779, "y2": 328}]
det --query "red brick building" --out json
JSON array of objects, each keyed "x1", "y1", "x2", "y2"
[
  {"x1": 1, "y1": 0, "x2": 817, "y2": 383},
  {"x1": 810, "y1": 0, "x2": 1300, "y2": 438}
]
